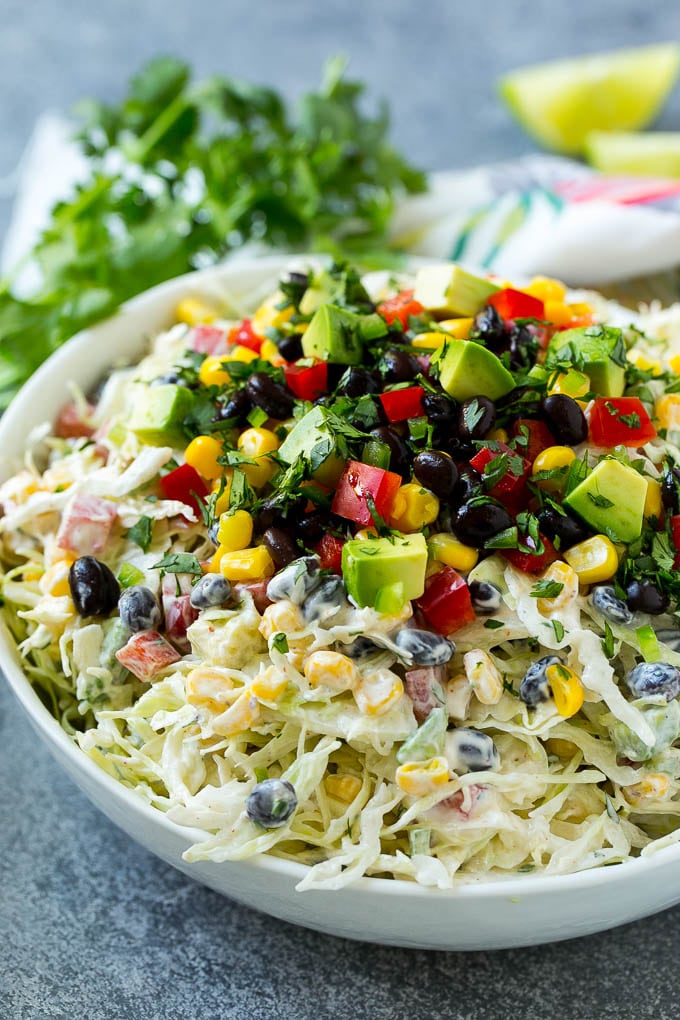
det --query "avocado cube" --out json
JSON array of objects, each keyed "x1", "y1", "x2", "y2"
[
  {"x1": 437, "y1": 340, "x2": 515, "y2": 402},
  {"x1": 548, "y1": 325, "x2": 626, "y2": 397},
  {"x1": 413, "y1": 264, "x2": 499, "y2": 317},
  {"x1": 342, "y1": 534, "x2": 428, "y2": 609},
  {"x1": 301, "y1": 304, "x2": 364, "y2": 365},
  {"x1": 564, "y1": 459, "x2": 647, "y2": 543},
  {"x1": 128, "y1": 384, "x2": 194, "y2": 447}
]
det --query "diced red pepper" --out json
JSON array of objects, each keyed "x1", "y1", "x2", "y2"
[
  {"x1": 415, "y1": 567, "x2": 476, "y2": 635},
  {"x1": 469, "y1": 442, "x2": 531, "y2": 508},
  {"x1": 284, "y1": 360, "x2": 329, "y2": 401},
  {"x1": 161, "y1": 573, "x2": 198, "y2": 650},
  {"x1": 404, "y1": 665, "x2": 447, "y2": 721},
  {"x1": 228, "y1": 318, "x2": 262, "y2": 353},
  {"x1": 379, "y1": 385, "x2": 424, "y2": 423},
  {"x1": 670, "y1": 515, "x2": 680, "y2": 551},
  {"x1": 159, "y1": 464, "x2": 210, "y2": 516},
  {"x1": 314, "y1": 533, "x2": 345, "y2": 574},
  {"x1": 233, "y1": 580, "x2": 272, "y2": 613},
  {"x1": 436, "y1": 784, "x2": 486, "y2": 817},
  {"x1": 556, "y1": 314, "x2": 594, "y2": 332},
  {"x1": 487, "y1": 288, "x2": 545, "y2": 321},
  {"x1": 56, "y1": 494, "x2": 117, "y2": 556},
  {"x1": 503, "y1": 534, "x2": 558, "y2": 575},
  {"x1": 55, "y1": 401, "x2": 95, "y2": 439},
  {"x1": 511, "y1": 418, "x2": 556, "y2": 464},
  {"x1": 188, "y1": 325, "x2": 228, "y2": 355},
  {"x1": 115, "y1": 630, "x2": 181, "y2": 682},
  {"x1": 331, "y1": 460, "x2": 401, "y2": 527},
  {"x1": 376, "y1": 289, "x2": 424, "y2": 327},
  {"x1": 589, "y1": 397, "x2": 657, "y2": 448}
]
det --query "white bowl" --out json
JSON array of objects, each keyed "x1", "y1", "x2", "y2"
[{"x1": 3, "y1": 255, "x2": 680, "y2": 950}]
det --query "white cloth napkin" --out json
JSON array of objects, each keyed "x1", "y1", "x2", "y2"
[{"x1": 5, "y1": 113, "x2": 680, "y2": 288}]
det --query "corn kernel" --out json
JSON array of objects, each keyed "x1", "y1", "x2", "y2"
[
  {"x1": 304, "y1": 650, "x2": 358, "y2": 692},
  {"x1": 251, "y1": 292, "x2": 295, "y2": 336},
  {"x1": 544, "y1": 300, "x2": 574, "y2": 327},
  {"x1": 411, "y1": 331, "x2": 447, "y2": 349},
  {"x1": 199, "y1": 355, "x2": 232, "y2": 388},
  {"x1": 669, "y1": 353, "x2": 680, "y2": 376},
  {"x1": 624, "y1": 772, "x2": 670, "y2": 804},
  {"x1": 655, "y1": 394, "x2": 680, "y2": 432},
  {"x1": 259, "y1": 338, "x2": 285, "y2": 365},
  {"x1": 186, "y1": 667, "x2": 235, "y2": 712},
  {"x1": 237, "y1": 427, "x2": 280, "y2": 488},
  {"x1": 532, "y1": 446, "x2": 576, "y2": 492},
  {"x1": 438, "y1": 317, "x2": 474, "y2": 340},
  {"x1": 324, "y1": 774, "x2": 362, "y2": 803},
  {"x1": 536, "y1": 561, "x2": 579, "y2": 615},
  {"x1": 175, "y1": 296, "x2": 217, "y2": 325},
  {"x1": 389, "y1": 483, "x2": 440, "y2": 532},
  {"x1": 229, "y1": 344, "x2": 259, "y2": 364},
  {"x1": 185, "y1": 435, "x2": 224, "y2": 480},
  {"x1": 259, "y1": 599, "x2": 305, "y2": 641},
  {"x1": 563, "y1": 534, "x2": 618, "y2": 585},
  {"x1": 395, "y1": 757, "x2": 450, "y2": 797},
  {"x1": 251, "y1": 665, "x2": 288, "y2": 702},
  {"x1": 526, "y1": 276, "x2": 567, "y2": 302},
  {"x1": 353, "y1": 668, "x2": 403, "y2": 716},
  {"x1": 547, "y1": 369, "x2": 591, "y2": 401},
  {"x1": 220, "y1": 546, "x2": 275, "y2": 582},
  {"x1": 212, "y1": 691, "x2": 260, "y2": 736},
  {"x1": 40, "y1": 561, "x2": 72, "y2": 597},
  {"x1": 464, "y1": 649, "x2": 503, "y2": 705},
  {"x1": 545, "y1": 663, "x2": 584, "y2": 718},
  {"x1": 216, "y1": 509, "x2": 253, "y2": 552},
  {"x1": 644, "y1": 478, "x2": 663, "y2": 521},
  {"x1": 627, "y1": 350, "x2": 663, "y2": 375},
  {"x1": 545, "y1": 737, "x2": 579, "y2": 759},
  {"x1": 428, "y1": 532, "x2": 478, "y2": 572},
  {"x1": 487, "y1": 427, "x2": 509, "y2": 443},
  {"x1": 212, "y1": 472, "x2": 233, "y2": 516}
]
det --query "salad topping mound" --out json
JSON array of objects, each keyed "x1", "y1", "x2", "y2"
[{"x1": 5, "y1": 260, "x2": 680, "y2": 889}]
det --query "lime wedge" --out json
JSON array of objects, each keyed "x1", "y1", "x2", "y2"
[
  {"x1": 499, "y1": 44, "x2": 680, "y2": 155},
  {"x1": 585, "y1": 130, "x2": 680, "y2": 177}
]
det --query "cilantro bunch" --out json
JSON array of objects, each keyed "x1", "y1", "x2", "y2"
[{"x1": 0, "y1": 55, "x2": 426, "y2": 409}]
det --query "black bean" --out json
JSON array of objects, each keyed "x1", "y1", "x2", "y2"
[
  {"x1": 217, "y1": 389, "x2": 251, "y2": 422},
  {"x1": 380, "y1": 349, "x2": 419, "y2": 384},
  {"x1": 519, "y1": 655, "x2": 562, "y2": 707},
  {"x1": 541, "y1": 394, "x2": 588, "y2": 446},
  {"x1": 662, "y1": 463, "x2": 680, "y2": 514},
  {"x1": 395, "y1": 628, "x2": 455, "y2": 666},
  {"x1": 422, "y1": 391, "x2": 458, "y2": 427},
  {"x1": 266, "y1": 556, "x2": 322, "y2": 604},
  {"x1": 457, "y1": 396, "x2": 496, "y2": 440},
  {"x1": 246, "y1": 372, "x2": 295, "y2": 419},
  {"x1": 263, "y1": 527, "x2": 300, "y2": 569},
  {"x1": 295, "y1": 512, "x2": 327, "y2": 544},
  {"x1": 246, "y1": 779, "x2": 297, "y2": 828},
  {"x1": 337, "y1": 367, "x2": 381, "y2": 397},
  {"x1": 454, "y1": 500, "x2": 513, "y2": 547},
  {"x1": 446, "y1": 728, "x2": 500, "y2": 772},
  {"x1": 252, "y1": 494, "x2": 307, "y2": 535},
  {"x1": 469, "y1": 581, "x2": 502, "y2": 615},
  {"x1": 190, "y1": 574, "x2": 232, "y2": 609},
  {"x1": 412, "y1": 450, "x2": 459, "y2": 500},
  {"x1": 150, "y1": 372, "x2": 182, "y2": 386},
  {"x1": 370, "y1": 426, "x2": 412, "y2": 480},
  {"x1": 451, "y1": 467, "x2": 483, "y2": 508},
  {"x1": 591, "y1": 586, "x2": 634, "y2": 626},
  {"x1": 280, "y1": 270, "x2": 309, "y2": 288},
  {"x1": 537, "y1": 506, "x2": 589, "y2": 550},
  {"x1": 341, "y1": 636, "x2": 382, "y2": 659},
  {"x1": 507, "y1": 324, "x2": 538, "y2": 370},
  {"x1": 277, "y1": 334, "x2": 304, "y2": 362},
  {"x1": 69, "y1": 556, "x2": 120, "y2": 618},
  {"x1": 626, "y1": 579, "x2": 670, "y2": 616},
  {"x1": 626, "y1": 662, "x2": 680, "y2": 702},
  {"x1": 303, "y1": 576, "x2": 347, "y2": 622},
  {"x1": 118, "y1": 586, "x2": 161, "y2": 632},
  {"x1": 474, "y1": 305, "x2": 507, "y2": 353}
]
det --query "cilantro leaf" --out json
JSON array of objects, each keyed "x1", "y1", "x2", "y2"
[
  {"x1": 125, "y1": 515, "x2": 153, "y2": 553},
  {"x1": 530, "y1": 579, "x2": 564, "y2": 599},
  {"x1": 151, "y1": 552, "x2": 203, "y2": 576}
]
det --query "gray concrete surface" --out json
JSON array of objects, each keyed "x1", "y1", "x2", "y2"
[{"x1": 3, "y1": 1, "x2": 680, "y2": 1017}]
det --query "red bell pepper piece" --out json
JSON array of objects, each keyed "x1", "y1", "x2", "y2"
[
  {"x1": 228, "y1": 318, "x2": 263, "y2": 353},
  {"x1": 487, "y1": 288, "x2": 545, "y2": 321},
  {"x1": 469, "y1": 442, "x2": 531, "y2": 508},
  {"x1": 189, "y1": 325, "x2": 228, "y2": 355},
  {"x1": 415, "y1": 567, "x2": 476, "y2": 635},
  {"x1": 376, "y1": 289, "x2": 424, "y2": 328},
  {"x1": 55, "y1": 401, "x2": 95, "y2": 439},
  {"x1": 589, "y1": 397, "x2": 657, "y2": 448},
  {"x1": 331, "y1": 460, "x2": 401, "y2": 527},
  {"x1": 284, "y1": 360, "x2": 329, "y2": 401},
  {"x1": 503, "y1": 535, "x2": 558, "y2": 575},
  {"x1": 159, "y1": 464, "x2": 210, "y2": 516},
  {"x1": 670, "y1": 515, "x2": 680, "y2": 551},
  {"x1": 115, "y1": 630, "x2": 181, "y2": 682},
  {"x1": 379, "y1": 385, "x2": 424, "y2": 423},
  {"x1": 511, "y1": 418, "x2": 556, "y2": 464},
  {"x1": 314, "y1": 533, "x2": 345, "y2": 574}
]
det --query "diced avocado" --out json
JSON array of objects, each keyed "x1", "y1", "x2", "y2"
[
  {"x1": 342, "y1": 533, "x2": 428, "y2": 609},
  {"x1": 301, "y1": 304, "x2": 364, "y2": 365},
  {"x1": 128, "y1": 384, "x2": 194, "y2": 447},
  {"x1": 278, "y1": 405, "x2": 344, "y2": 480},
  {"x1": 437, "y1": 340, "x2": 515, "y2": 402},
  {"x1": 413, "y1": 264, "x2": 500, "y2": 317},
  {"x1": 299, "y1": 265, "x2": 373, "y2": 316},
  {"x1": 548, "y1": 325, "x2": 626, "y2": 397},
  {"x1": 564, "y1": 458, "x2": 647, "y2": 543}
]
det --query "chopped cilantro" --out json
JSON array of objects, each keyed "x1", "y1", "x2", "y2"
[
  {"x1": 530, "y1": 579, "x2": 564, "y2": 599},
  {"x1": 552, "y1": 620, "x2": 565, "y2": 642},
  {"x1": 272, "y1": 632, "x2": 289, "y2": 654},
  {"x1": 125, "y1": 515, "x2": 153, "y2": 553},
  {"x1": 151, "y1": 553, "x2": 203, "y2": 576}
]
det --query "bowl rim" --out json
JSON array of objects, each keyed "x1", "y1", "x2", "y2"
[{"x1": 2, "y1": 253, "x2": 680, "y2": 901}]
